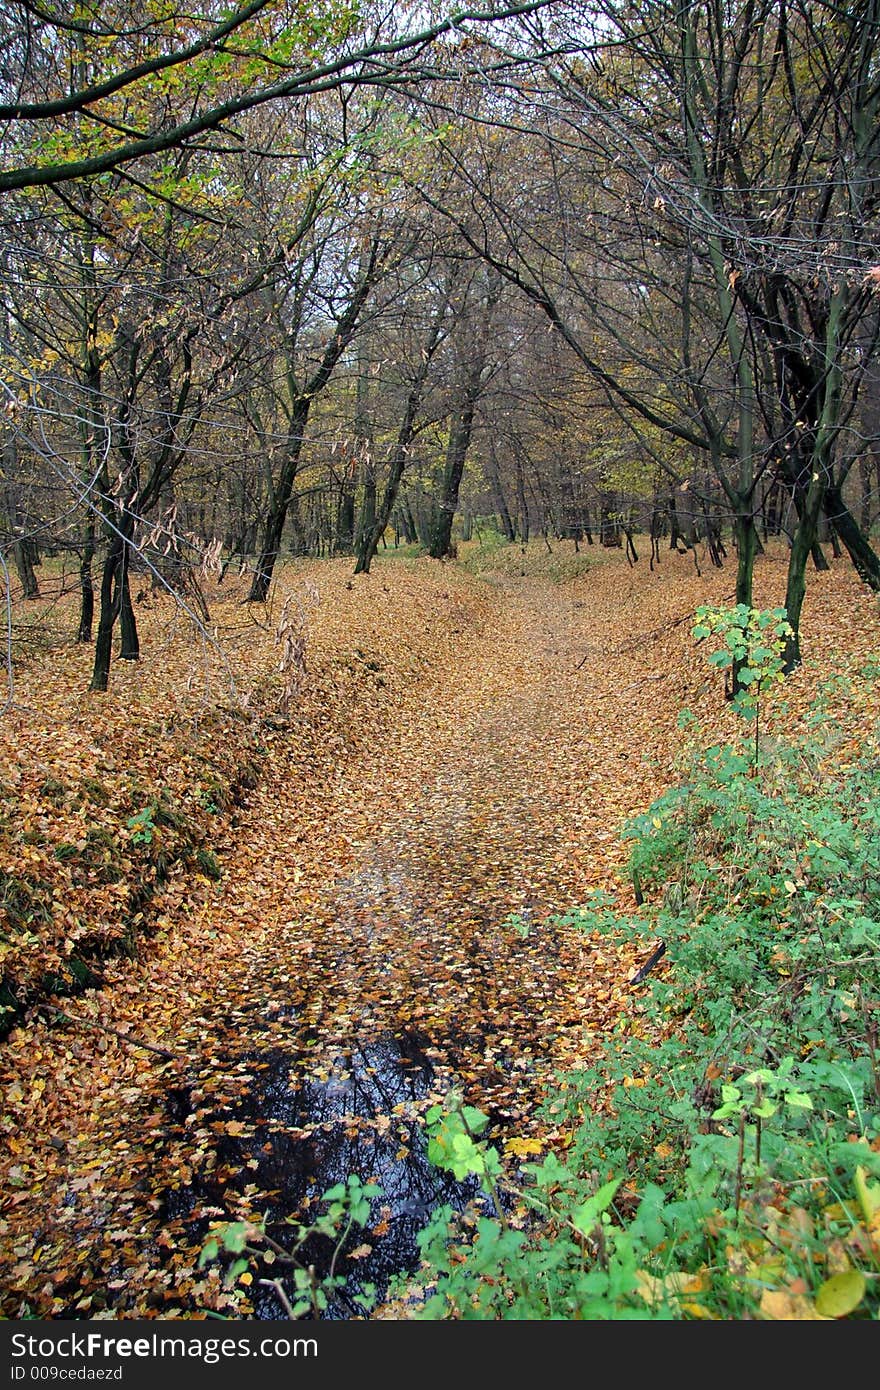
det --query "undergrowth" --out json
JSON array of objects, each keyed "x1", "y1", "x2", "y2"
[
  {"x1": 397, "y1": 650, "x2": 880, "y2": 1320},
  {"x1": 200, "y1": 612, "x2": 880, "y2": 1320},
  {"x1": 458, "y1": 534, "x2": 594, "y2": 583}
]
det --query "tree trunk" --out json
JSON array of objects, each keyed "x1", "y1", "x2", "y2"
[
  {"x1": 490, "y1": 456, "x2": 515, "y2": 541},
  {"x1": 729, "y1": 507, "x2": 759, "y2": 697},
  {"x1": 3, "y1": 466, "x2": 39, "y2": 599},
  {"x1": 783, "y1": 476, "x2": 825, "y2": 672},
  {"x1": 428, "y1": 379, "x2": 481, "y2": 559},
  {"x1": 335, "y1": 487, "x2": 355, "y2": 555},
  {"x1": 354, "y1": 350, "x2": 439, "y2": 573},
  {"x1": 354, "y1": 465, "x2": 376, "y2": 561},
  {"x1": 824, "y1": 481, "x2": 880, "y2": 591},
  {"x1": 248, "y1": 397, "x2": 310, "y2": 602},
  {"x1": 859, "y1": 454, "x2": 873, "y2": 535},
  {"x1": 12, "y1": 537, "x2": 39, "y2": 599},
  {"x1": 399, "y1": 498, "x2": 417, "y2": 544},
  {"x1": 118, "y1": 550, "x2": 139, "y2": 660},
  {"x1": 514, "y1": 454, "x2": 530, "y2": 545},
  {"x1": 90, "y1": 535, "x2": 123, "y2": 692},
  {"x1": 78, "y1": 525, "x2": 95, "y2": 643}
]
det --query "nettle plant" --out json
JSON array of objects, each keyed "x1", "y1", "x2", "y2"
[{"x1": 693, "y1": 605, "x2": 792, "y2": 766}]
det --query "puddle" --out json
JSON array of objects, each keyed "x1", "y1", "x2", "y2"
[{"x1": 159, "y1": 1027, "x2": 482, "y2": 1318}]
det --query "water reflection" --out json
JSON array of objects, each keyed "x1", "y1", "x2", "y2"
[{"x1": 161, "y1": 1028, "x2": 479, "y2": 1317}]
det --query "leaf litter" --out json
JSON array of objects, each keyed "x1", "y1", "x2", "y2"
[{"x1": 1, "y1": 543, "x2": 878, "y2": 1318}]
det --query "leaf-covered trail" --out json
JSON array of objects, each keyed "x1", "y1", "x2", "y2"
[{"x1": 3, "y1": 549, "x2": 872, "y2": 1317}]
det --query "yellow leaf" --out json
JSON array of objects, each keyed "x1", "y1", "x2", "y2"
[
  {"x1": 635, "y1": 1267, "x2": 708, "y2": 1304},
  {"x1": 823, "y1": 1200, "x2": 859, "y2": 1224},
  {"x1": 759, "y1": 1288, "x2": 828, "y2": 1320},
  {"x1": 635, "y1": 1270, "x2": 664, "y2": 1302},
  {"x1": 825, "y1": 1237, "x2": 852, "y2": 1275},
  {"x1": 854, "y1": 1165, "x2": 880, "y2": 1225},
  {"x1": 815, "y1": 1270, "x2": 866, "y2": 1318},
  {"x1": 504, "y1": 1137, "x2": 544, "y2": 1157},
  {"x1": 681, "y1": 1301, "x2": 716, "y2": 1319}
]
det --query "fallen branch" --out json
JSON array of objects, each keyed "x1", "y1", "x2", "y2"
[
  {"x1": 573, "y1": 592, "x2": 736, "y2": 671},
  {"x1": 259, "y1": 1278, "x2": 298, "y2": 1321},
  {"x1": 622, "y1": 673, "x2": 667, "y2": 693},
  {"x1": 629, "y1": 940, "x2": 666, "y2": 986},
  {"x1": 613, "y1": 592, "x2": 736, "y2": 657},
  {"x1": 38, "y1": 1003, "x2": 181, "y2": 1059}
]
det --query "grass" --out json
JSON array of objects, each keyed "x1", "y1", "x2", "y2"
[{"x1": 458, "y1": 534, "x2": 596, "y2": 583}]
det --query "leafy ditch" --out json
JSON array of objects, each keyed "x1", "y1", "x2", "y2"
[{"x1": 4, "y1": 553, "x2": 879, "y2": 1320}]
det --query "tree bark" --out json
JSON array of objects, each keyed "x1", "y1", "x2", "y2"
[
  {"x1": 428, "y1": 392, "x2": 479, "y2": 558},
  {"x1": 824, "y1": 481, "x2": 880, "y2": 591},
  {"x1": 78, "y1": 524, "x2": 95, "y2": 643},
  {"x1": 248, "y1": 396, "x2": 311, "y2": 601}
]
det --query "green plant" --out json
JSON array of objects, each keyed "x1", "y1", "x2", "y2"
[
  {"x1": 126, "y1": 805, "x2": 156, "y2": 846},
  {"x1": 693, "y1": 604, "x2": 792, "y2": 767},
  {"x1": 195, "y1": 848, "x2": 222, "y2": 880},
  {"x1": 407, "y1": 1098, "x2": 648, "y2": 1319},
  {"x1": 402, "y1": 683, "x2": 880, "y2": 1320},
  {"x1": 198, "y1": 1175, "x2": 382, "y2": 1319}
]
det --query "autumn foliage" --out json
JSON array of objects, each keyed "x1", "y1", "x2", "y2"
[{"x1": 1, "y1": 543, "x2": 879, "y2": 1318}]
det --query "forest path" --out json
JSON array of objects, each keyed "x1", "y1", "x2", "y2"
[{"x1": 0, "y1": 552, "x2": 719, "y2": 1317}]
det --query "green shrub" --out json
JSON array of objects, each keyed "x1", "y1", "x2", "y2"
[{"x1": 402, "y1": 676, "x2": 880, "y2": 1320}]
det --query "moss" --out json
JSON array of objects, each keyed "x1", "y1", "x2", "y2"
[
  {"x1": 196, "y1": 848, "x2": 222, "y2": 880},
  {"x1": 0, "y1": 871, "x2": 53, "y2": 929},
  {"x1": 38, "y1": 776, "x2": 68, "y2": 808},
  {"x1": 81, "y1": 777, "x2": 110, "y2": 805},
  {"x1": 154, "y1": 799, "x2": 185, "y2": 831}
]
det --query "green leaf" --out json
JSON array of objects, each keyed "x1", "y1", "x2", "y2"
[
  {"x1": 783, "y1": 1090, "x2": 813, "y2": 1110},
  {"x1": 743, "y1": 1069, "x2": 774, "y2": 1086},
  {"x1": 815, "y1": 1270, "x2": 866, "y2": 1318},
  {"x1": 462, "y1": 1105, "x2": 490, "y2": 1135},
  {"x1": 855, "y1": 1165, "x2": 880, "y2": 1223},
  {"x1": 449, "y1": 1132, "x2": 486, "y2": 1178},
  {"x1": 571, "y1": 1178, "x2": 622, "y2": 1235},
  {"x1": 198, "y1": 1238, "x2": 219, "y2": 1268},
  {"x1": 220, "y1": 1222, "x2": 249, "y2": 1253}
]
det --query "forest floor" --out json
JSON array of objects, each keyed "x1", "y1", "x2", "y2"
[{"x1": 1, "y1": 538, "x2": 879, "y2": 1319}]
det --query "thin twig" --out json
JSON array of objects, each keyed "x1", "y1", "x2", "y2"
[
  {"x1": 622, "y1": 673, "x2": 667, "y2": 693},
  {"x1": 259, "y1": 1277, "x2": 298, "y2": 1321},
  {"x1": 39, "y1": 1003, "x2": 181, "y2": 1059}
]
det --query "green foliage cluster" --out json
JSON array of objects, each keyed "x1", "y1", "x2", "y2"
[
  {"x1": 400, "y1": 657, "x2": 880, "y2": 1320},
  {"x1": 0, "y1": 777, "x2": 231, "y2": 1036},
  {"x1": 199, "y1": 1175, "x2": 380, "y2": 1319},
  {"x1": 693, "y1": 604, "x2": 792, "y2": 716}
]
